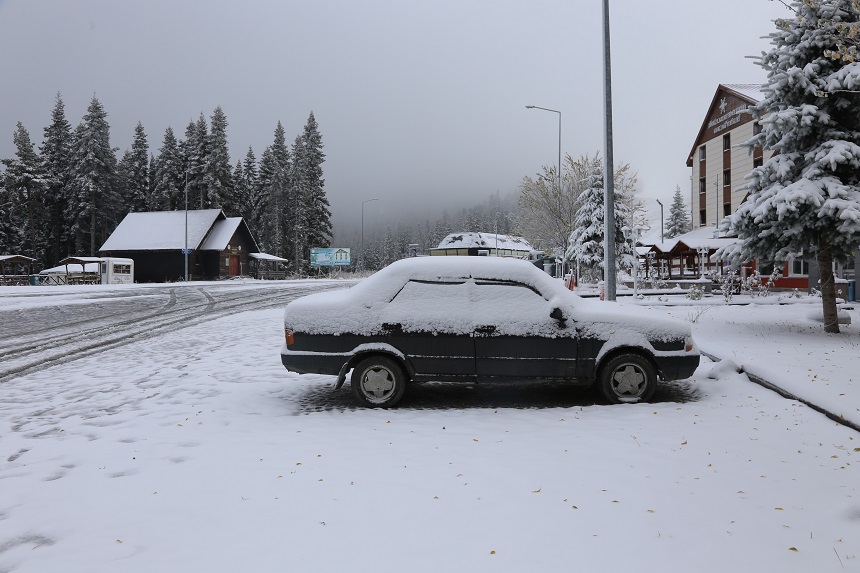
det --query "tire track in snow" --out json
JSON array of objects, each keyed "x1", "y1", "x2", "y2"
[{"x1": 0, "y1": 283, "x2": 345, "y2": 383}]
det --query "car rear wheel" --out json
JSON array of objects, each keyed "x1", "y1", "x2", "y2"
[
  {"x1": 351, "y1": 356, "x2": 406, "y2": 408},
  {"x1": 598, "y1": 353, "x2": 657, "y2": 404}
]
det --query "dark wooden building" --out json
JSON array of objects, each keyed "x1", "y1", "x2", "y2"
[{"x1": 100, "y1": 209, "x2": 260, "y2": 282}]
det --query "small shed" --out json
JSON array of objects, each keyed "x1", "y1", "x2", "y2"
[
  {"x1": 250, "y1": 252, "x2": 290, "y2": 279},
  {"x1": 0, "y1": 255, "x2": 36, "y2": 285},
  {"x1": 100, "y1": 209, "x2": 260, "y2": 282}
]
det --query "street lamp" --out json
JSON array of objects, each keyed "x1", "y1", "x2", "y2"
[
  {"x1": 526, "y1": 105, "x2": 562, "y2": 274},
  {"x1": 602, "y1": 0, "x2": 617, "y2": 301},
  {"x1": 361, "y1": 198, "x2": 379, "y2": 270},
  {"x1": 655, "y1": 199, "x2": 664, "y2": 243}
]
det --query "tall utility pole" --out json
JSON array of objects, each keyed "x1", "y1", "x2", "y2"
[
  {"x1": 656, "y1": 199, "x2": 664, "y2": 243},
  {"x1": 602, "y1": 0, "x2": 617, "y2": 301}
]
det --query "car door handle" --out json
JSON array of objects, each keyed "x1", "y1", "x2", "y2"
[{"x1": 475, "y1": 325, "x2": 496, "y2": 335}]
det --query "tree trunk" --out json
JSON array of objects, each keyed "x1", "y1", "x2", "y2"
[
  {"x1": 817, "y1": 239, "x2": 839, "y2": 334},
  {"x1": 90, "y1": 208, "x2": 96, "y2": 256}
]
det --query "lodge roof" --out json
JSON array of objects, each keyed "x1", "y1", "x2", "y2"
[{"x1": 100, "y1": 210, "x2": 259, "y2": 253}]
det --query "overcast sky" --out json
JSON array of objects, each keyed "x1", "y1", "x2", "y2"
[{"x1": 0, "y1": 0, "x2": 789, "y2": 237}]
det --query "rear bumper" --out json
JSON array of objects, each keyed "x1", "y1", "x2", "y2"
[
  {"x1": 281, "y1": 349, "x2": 347, "y2": 376},
  {"x1": 654, "y1": 354, "x2": 700, "y2": 381}
]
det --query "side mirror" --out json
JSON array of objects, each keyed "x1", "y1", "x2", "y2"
[{"x1": 550, "y1": 307, "x2": 566, "y2": 322}]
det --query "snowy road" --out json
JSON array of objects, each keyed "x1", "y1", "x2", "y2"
[
  {"x1": 0, "y1": 280, "x2": 349, "y2": 383},
  {"x1": 0, "y1": 281, "x2": 858, "y2": 572}
]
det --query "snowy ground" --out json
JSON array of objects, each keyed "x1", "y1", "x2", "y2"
[{"x1": 0, "y1": 282, "x2": 858, "y2": 572}]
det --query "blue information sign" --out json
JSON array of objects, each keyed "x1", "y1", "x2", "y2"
[{"x1": 310, "y1": 248, "x2": 351, "y2": 267}]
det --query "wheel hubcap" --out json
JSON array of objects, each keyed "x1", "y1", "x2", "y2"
[
  {"x1": 362, "y1": 367, "x2": 395, "y2": 399},
  {"x1": 612, "y1": 364, "x2": 646, "y2": 397}
]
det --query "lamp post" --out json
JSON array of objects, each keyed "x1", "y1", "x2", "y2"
[
  {"x1": 361, "y1": 198, "x2": 378, "y2": 270},
  {"x1": 655, "y1": 199, "x2": 664, "y2": 243},
  {"x1": 602, "y1": 0, "x2": 617, "y2": 301},
  {"x1": 526, "y1": 105, "x2": 562, "y2": 274}
]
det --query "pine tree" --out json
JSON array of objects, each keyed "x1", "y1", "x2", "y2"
[
  {"x1": 147, "y1": 154, "x2": 157, "y2": 210},
  {"x1": 720, "y1": 0, "x2": 860, "y2": 333},
  {"x1": 181, "y1": 115, "x2": 208, "y2": 209},
  {"x1": 1, "y1": 122, "x2": 47, "y2": 258},
  {"x1": 566, "y1": 155, "x2": 632, "y2": 282},
  {"x1": 232, "y1": 159, "x2": 247, "y2": 221},
  {"x1": 300, "y1": 112, "x2": 332, "y2": 255},
  {"x1": 242, "y1": 147, "x2": 264, "y2": 240},
  {"x1": 125, "y1": 121, "x2": 150, "y2": 212},
  {"x1": 207, "y1": 106, "x2": 233, "y2": 213},
  {"x1": 665, "y1": 185, "x2": 691, "y2": 239},
  {"x1": 289, "y1": 134, "x2": 309, "y2": 270},
  {"x1": 153, "y1": 127, "x2": 184, "y2": 210},
  {"x1": 67, "y1": 96, "x2": 120, "y2": 255},
  {"x1": 257, "y1": 122, "x2": 290, "y2": 258},
  {"x1": 40, "y1": 92, "x2": 74, "y2": 265}
]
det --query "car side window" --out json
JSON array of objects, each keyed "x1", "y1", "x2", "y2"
[
  {"x1": 382, "y1": 280, "x2": 474, "y2": 334},
  {"x1": 471, "y1": 281, "x2": 551, "y2": 335}
]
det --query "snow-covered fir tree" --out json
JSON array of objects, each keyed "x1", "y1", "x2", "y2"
[
  {"x1": 123, "y1": 122, "x2": 150, "y2": 212},
  {"x1": 1, "y1": 122, "x2": 46, "y2": 258},
  {"x1": 720, "y1": 0, "x2": 860, "y2": 334},
  {"x1": 665, "y1": 185, "x2": 691, "y2": 239},
  {"x1": 206, "y1": 106, "x2": 233, "y2": 213},
  {"x1": 152, "y1": 127, "x2": 184, "y2": 210},
  {"x1": 566, "y1": 155, "x2": 633, "y2": 282},
  {"x1": 241, "y1": 147, "x2": 265, "y2": 239},
  {"x1": 39, "y1": 92, "x2": 73, "y2": 265},
  {"x1": 302, "y1": 113, "x2": 331, "y2": 245},
  {"x1": 257, "y1": 122, "x2": 290, "y2": 257},
  {"x1": 288, "y1": 133, "x2": 308, "y2": 270},
  {"x1": 181, "y1": 114, "x2": 209, "y2": 209},
  {"x1": 67, "y1": 96, "x2": 120, "y2": 255},
  {"x1": 231, "y1": 159, "x2": 246, "y2": 220},
  {"x1": 286, "y1": 115, "x2": 332, "y2": 272}
]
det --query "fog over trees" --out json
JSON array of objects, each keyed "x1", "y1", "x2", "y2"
[{"x1": 3, "y1": 92, "x2": 656, "y2": 275}]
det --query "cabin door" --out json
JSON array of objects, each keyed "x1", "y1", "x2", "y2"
[{"x1": 229, "y1": 255, "x2": 240, "y2": 276}]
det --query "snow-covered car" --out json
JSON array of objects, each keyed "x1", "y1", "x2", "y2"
[{"x1": 281, "y1": 257, "x2": 699, "y2": 408}]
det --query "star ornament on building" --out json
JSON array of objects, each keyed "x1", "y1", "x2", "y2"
[{"x1": 719, "y1": 97, "x2": 728, "y2": 114}]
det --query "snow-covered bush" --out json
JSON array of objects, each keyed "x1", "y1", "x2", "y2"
[{"x1": 686, "y1": 284, "x2": 703, "y2": 301}]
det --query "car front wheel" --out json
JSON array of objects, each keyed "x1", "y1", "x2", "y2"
[
  {"x1": 598, "y1": 353, "x2": 657, "y2": 404},
  {"x1": 351, "y1": 356, "x2": 407, "y2": 408}
]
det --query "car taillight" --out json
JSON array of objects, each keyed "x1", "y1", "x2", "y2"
[
  {"x1": 285, "y1": 329, "x2": 295, "y2": 347},
  {"x1": 684, "y1": 336, "x2": 694, "y2": 352}
]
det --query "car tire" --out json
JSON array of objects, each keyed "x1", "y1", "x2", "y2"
[
  {"x1": 598, "y1": 353, "x2": 657, "y2": 404},
  {"x1": 351, "y1": 356, "x2": 407, "y2": 408}
]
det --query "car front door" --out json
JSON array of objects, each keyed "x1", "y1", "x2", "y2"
[
  {"x1": 379, "y1": 279, "x2": 476, "y2": 382},
  {"x1": 471, "y1": 280, "x2": 578, "y2": 380}
]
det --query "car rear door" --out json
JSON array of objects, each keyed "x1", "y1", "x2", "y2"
[
  {"x1": 471, "y1": 280, "x2": 578, "y2": 380},
  {"x1": 379, "y1": 279, "x2": 476, "y2": 381}
]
